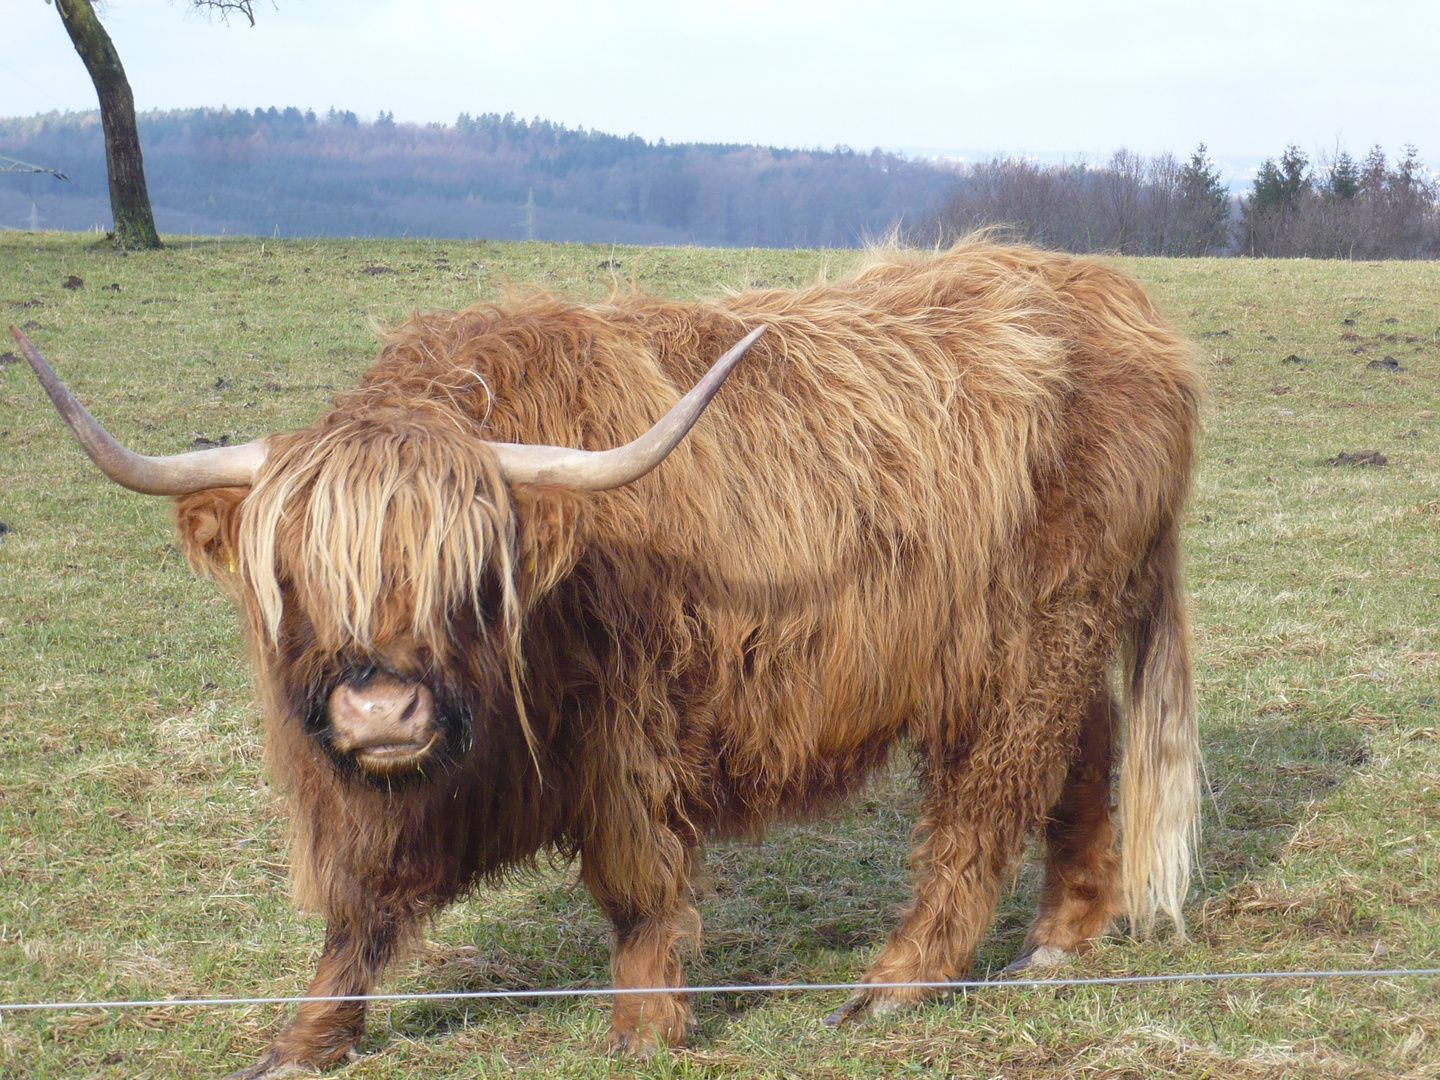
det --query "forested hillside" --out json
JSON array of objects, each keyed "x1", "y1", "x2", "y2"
[{"x1": 0, "y1": 107, "x2": 957, "y2": 246}]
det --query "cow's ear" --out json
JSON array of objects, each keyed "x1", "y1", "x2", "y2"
[
  {"x1": 174, "y1": 487, "x2": 248, "y2": 587},
  {"x1": 511, "y1": 485, "x2": 587, "y2": 602}
]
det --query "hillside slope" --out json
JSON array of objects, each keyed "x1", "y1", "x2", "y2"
[{"x1": 0, "y1": 108, "x2": 957, "y2": 245}]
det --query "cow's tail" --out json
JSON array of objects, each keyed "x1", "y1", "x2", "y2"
[{"x1": 1118, "y1": 520, "x2": 1199, "y2": 938}]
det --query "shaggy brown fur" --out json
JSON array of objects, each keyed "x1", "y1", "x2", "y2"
[{"x1": 173, "y1": 240, "x2": 1202, "y2": 1075}]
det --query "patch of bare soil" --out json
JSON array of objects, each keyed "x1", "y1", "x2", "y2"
[{"x1": 1328, "y1": 450, "x2": 1387, "y2": 466}]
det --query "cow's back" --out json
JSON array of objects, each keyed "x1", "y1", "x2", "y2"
[{"x1": 361, "y1": 241, "x2": 1201, "y2": 829}]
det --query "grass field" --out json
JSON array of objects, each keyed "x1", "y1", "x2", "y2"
[{"x1": 2, "y1": 234, "x2": 1439, "y2": 1079}]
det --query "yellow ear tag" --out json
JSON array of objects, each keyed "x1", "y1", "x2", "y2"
[{"x1": 228, "y1": 556, "x2": 237, "y2": 574}]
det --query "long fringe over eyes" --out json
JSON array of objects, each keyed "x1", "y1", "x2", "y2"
[{"x1": 237, "y1": 405, "x2": 523, "y2": 666}]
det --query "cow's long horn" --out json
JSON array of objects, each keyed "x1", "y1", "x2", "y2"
[
  {"x1": 488, "y1": 324, "x2": 766, "y2": 490},
  {"x1": 11, "y1": 326, "x2": 268, "y2": 495}
]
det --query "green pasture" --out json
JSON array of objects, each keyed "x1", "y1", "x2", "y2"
[{"x1": 1, "y1": 234, "x2": 1438, "y2": 1079}]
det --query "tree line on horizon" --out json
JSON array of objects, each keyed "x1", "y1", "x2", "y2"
[
  {"x1": 4, "y1": 107, "x2": 1438, "y2": 257},
  {"x1": 1236, "y1": 144, "x2": 1439, "y2": 258},
  {"x1": 929, "y1": 143, "x2": 1440, "y2": 259},
  {"x1": 0, "y1": 107, "x2": 956, "y2": 248}
]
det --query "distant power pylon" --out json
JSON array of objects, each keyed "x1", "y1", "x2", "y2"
[
  {"x1": 515, "y1": 187, "x2": 538, "y2": 241},
  {"x1": 0, "y1": 154, "x2": 67, "y2": 179},
  {"x1": 2, "y1": 155, "x2": 66, "y2": 232}
]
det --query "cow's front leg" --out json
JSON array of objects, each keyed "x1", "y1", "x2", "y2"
[
  {"x1": 606, "y1": 912, "x2": 694, "y2": 1054},
  {"x1": 223, "y1": 910, "x2": 401, "y2": 1079},
  {"x1": 581, "y1": 824, "x2": 696, "y2": 1054}
]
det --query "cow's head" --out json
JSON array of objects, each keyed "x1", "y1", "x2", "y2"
[{"x1": 11, "y1": 323, "x2": 763, "y2": 781}]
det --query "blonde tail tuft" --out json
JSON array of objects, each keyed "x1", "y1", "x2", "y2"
[{"x1": 1119, "y1": 524, "x2": 1199, "y2": 937}]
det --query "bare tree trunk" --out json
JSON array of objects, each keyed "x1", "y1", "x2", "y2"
[{"x1": 53, "y1": 0, "x2": 162, "y2": 249}]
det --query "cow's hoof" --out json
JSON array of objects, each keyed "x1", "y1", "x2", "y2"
[
  {"x1": 823, "y1": 988, "x2": 908, "y2": 1027},
  {"x1": 220, "y1": 1059, "x2": 315, "y2": 1079},
  {"x1": 1002, "y1": 944, "x2": 1074, "y2": 975},
  {"x1": 605, "y1": 1028, "x2": 660, "y2": 1058},
  {"x1": 221, "y1": 1046, "x2": 356, "y2": 1078},
  {"x1": 607, "y1": 993, "x2": 690, "y2": 1055}
]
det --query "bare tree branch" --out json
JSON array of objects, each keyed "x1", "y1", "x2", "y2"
[{"x1": 188, "y1": 0, "x2": 273, "y2": 28}]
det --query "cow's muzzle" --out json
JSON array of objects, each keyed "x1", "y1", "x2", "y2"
[{"x1": 326, "y1": 675, "x2": 440, "y2": 774}]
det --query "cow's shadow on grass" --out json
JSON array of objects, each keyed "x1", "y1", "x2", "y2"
[
  {"x1": 1198, "y1": 709, "x2": 1368, "y2": 889},
  {"x1": 378, "y1": 713, "x2": 1368, "y2": 1048}
]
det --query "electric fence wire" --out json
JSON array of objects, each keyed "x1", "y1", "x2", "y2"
[{"x1": 3, "y1": 967, "x2": 1439, "y2": 1015}]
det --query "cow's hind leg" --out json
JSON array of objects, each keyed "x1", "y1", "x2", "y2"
[
  {"x1": 825, "y1": 691, "x2": 1080, "y2": 1026},
  {"x1": 1007, "y1": 683, "x2": 1121, "y2": 971}
]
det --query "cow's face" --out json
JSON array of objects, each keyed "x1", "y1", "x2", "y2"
[{"x1": 176, "y1": 408, "x2": 544, "y2": 781}]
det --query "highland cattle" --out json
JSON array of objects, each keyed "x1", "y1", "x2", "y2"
[{"x1": 12, "y1": 240, "x2": 1202, "y2": 1077}]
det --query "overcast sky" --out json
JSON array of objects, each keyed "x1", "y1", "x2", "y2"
[{"x1": 6, "y1": 0, "x2": 1439, "y2": 174}]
